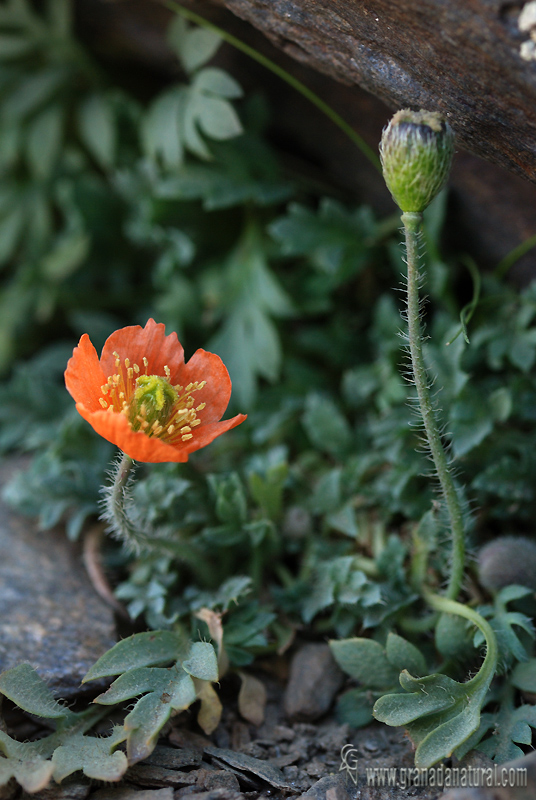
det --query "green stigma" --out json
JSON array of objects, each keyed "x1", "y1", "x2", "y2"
[{"x1": 129, "y1": 374, "x2": 178, "y2": 433}]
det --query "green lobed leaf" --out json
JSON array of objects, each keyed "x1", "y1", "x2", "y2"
[
  {"x1": 336, "y1": 688, "x2": 376, "y2": 728},
  {"x1": 51, "y1": 728, "x2": 128, "y2": 783},
  {"x1": 0, "y1": 202, "x2": 25, "y2": 266},
  {"x1": 0, "y1": 34, "x2": 36, "y2": 60},
  {"x1": 82, "y1": 631, "x2": 188, "y2": 682},
  {"x1": 182, "y1": 641, "x2": 219, "y2": 681},
  {"x1": 435, "y1": 613, "x2": 475, "y2": 661},
  {"x1": 374, "y1": 668, "x2": 493, "y2": 767},
  {"x1": 94, "y1": 667, "x2": 176, "y2": 705},
  {"x1": 41, "y1": 230, "x2": 90, "y2": 282},
  {"x1": 208, "y1": 222, "x2": 293, "y2": 407},
  {"x1": 194, "y1": 67, "x2": 243, "y2": 99},
  {"x1": 141, "y1": 88, "x2": 184, "y2": 168},
  {"x1": 2, "y1": 68, "x2": 66, "y2": 121},
  {"x1": 475, "y1": 587, "x2": 535, "y2": 670},
  {"x1": 25, "y1": 104, "x2": 64, "y2": 179},
  {"x1": 0, "y1": 663, "x2": 71, "y2": 719},
  {"x1": 511, "y1": 658, "x2": 536, "y2": 693},
  {"x1": 474, "y1": 689, "x2": 536, "y2": 763},
  {"x1": 385, "y1": 632, "x2": 427, "y2": 676},
  {"x1": 269, "y1": 199, "x2": 375, "y2": 282},
  {"x1": 90, "y1": 638, "x2": 217, "y2": 764},
  {"x1": 194, "y1": 95, "x2": 242, "y2": 141},
  {"x1": 302, "y1": 394, "x2": 353, "y2": 459},
  {"x1": 0, "y1": 751, "x2": 54, "y2": 794},
  {"x1": 168, "y1": 17, "x2": 221, "y2": 74},
  {"x1": 77, "y1": 93, "x2": 116, "y2": 168},
  {"x1": 330, "y1": 638, "x2": 399, "y2": 689}
]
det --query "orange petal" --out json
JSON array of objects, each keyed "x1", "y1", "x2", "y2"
[
  {"x1": 76, "y1": 404, "x2": 191, "y2": 463},
  {"x1": 178, "y1": 349, "x2": 233, "y2": 424},
  {"x1": 65, "y1": 334, "x2": 106, "y2": 412},
  {"x1": 178, "y1": 414, "x2": 247, "y2": 456},
  {"x1": 100, "y1": 319, "x2": 185, "y2": 381}
]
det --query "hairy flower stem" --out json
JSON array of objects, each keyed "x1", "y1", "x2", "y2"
[
  {"x1": 403, "y1": 211, "x2": 465, "y2": 600},
  {"x1": 102, "y1": 451, "x2": 145, "y2": 552}
]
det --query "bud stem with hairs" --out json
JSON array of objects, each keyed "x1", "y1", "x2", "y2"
[
  {"x1": 381, "y1": 110, "x2": 464, "y2": 600},
  {"x1": 402, "y1": 210, "x2": 465, "y2": 600}
]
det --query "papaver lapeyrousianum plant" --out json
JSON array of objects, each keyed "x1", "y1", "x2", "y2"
[{"x1": 65, "y1": 318, "x2": 246, "y2": 551}]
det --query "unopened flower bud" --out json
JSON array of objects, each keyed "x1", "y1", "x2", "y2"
[{"x1": 380, "y1": 109, "x2": 455, "y2": 213}]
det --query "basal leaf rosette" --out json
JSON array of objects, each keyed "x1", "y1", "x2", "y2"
[{"x1": 65, "y1": 318, "x2": 246, "y2": 463}]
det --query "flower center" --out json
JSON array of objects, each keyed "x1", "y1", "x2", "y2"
[
  {"x1": 98, "y1": 352, "x2": 206, "y2": 445},
  {"x1": 130, "y1": 374, "x2": 178, "y2": 431}
]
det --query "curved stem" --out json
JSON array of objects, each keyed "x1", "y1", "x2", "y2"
[
  {"x1": 399, "y1": 611, "x2": 438, "y2": 634},
  {"x1": 101, "y1": 451, "x2": 147, "y2": 553},
  {"x1": 402, "y1": 211, "x2": 465, "y2": 600},
  {"x1": 165, "y1": 1, "x2": 381, "y2": 172},
  {"x1": 424, "y1": 592, "x2": 498, "y2": 690}
]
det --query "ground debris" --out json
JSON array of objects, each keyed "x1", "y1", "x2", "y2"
[
  {"x1": 204, "y1": 745, "x2": 295, "y2": 791},
  {"x1": 91, "y1": 789, "x2": 173, "y2": 800}
]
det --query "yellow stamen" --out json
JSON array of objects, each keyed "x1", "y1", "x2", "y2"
[{"x1": 103, "y1": 351, "x2": 209, "y2": 447}]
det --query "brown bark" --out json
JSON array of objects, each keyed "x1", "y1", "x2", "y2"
[{"x1": 207, "y1": 0, "x2": 536, "y2": 183}]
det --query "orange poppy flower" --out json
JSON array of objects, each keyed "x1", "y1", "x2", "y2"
[{"x1": 65, "y1": 319, "x2": 246, "y2": 463}]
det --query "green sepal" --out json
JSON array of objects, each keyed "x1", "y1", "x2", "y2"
[{"x1": 380, "y1": 109, "x2": 454, "y2": 213}]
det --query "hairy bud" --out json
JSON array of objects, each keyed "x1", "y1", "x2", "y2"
[
  {"x1": 380, "y1": 109, "x2": 455, "y2": 213},
  {"x1": 477, "y1": 536, "x2": 536, "y2": 593}
]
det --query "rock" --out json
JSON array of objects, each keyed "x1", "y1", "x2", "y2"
[
  {"x1": 284, "y1": 643, "x2": 344, "y2": 721},
  {"x1": 124, "y1": 766, "x2": 198, "y2": 789},
  {"x1": 91, "y1": 790, "x2": 174, "y2": 800},
  {"x1": 204, "y1": 745, "x2": 294, "y2": 791},
  {"x1": 211, "y1": 0, "x2": 536, "y2": 185},
  {"x1": 0, "y1": 460, "x2": 116, "y2": 697},
  {"x1": 296, "y1": 775, "x2": 353, "y2": 800},
  {"x1": 144, "y1": 745, "x2": 202, "y2": 770},
  {"x1": 21, "y1": 779, "x2": 90, "y2": 800},
  {"x1": 197, "y1": 770, "x2": 241, "y2": 793},
  {"x1": 174, "y1": 791, "x2": 243, "y2": 800}
]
